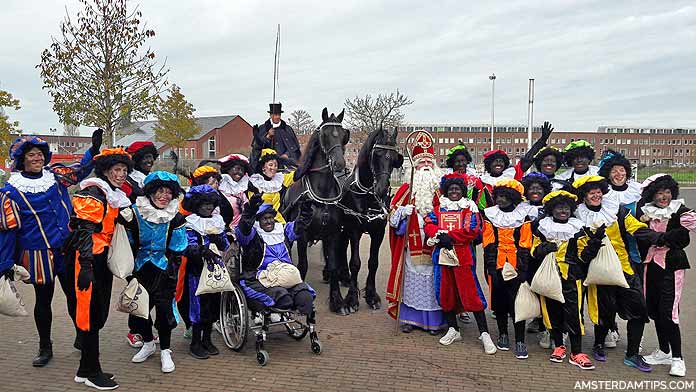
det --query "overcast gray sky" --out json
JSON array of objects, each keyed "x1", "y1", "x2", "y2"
[{"x1": 2, "y1": 0, "x2": 695, "y2": 135}]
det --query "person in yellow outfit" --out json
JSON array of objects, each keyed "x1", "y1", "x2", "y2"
[
  {"x1": 247, "y1": 149, "x2": 298, "y2": 224},
  {"x1": 531, "y1": 190, "x2": 594, "y2": 369},
  {"x1": 572, "y1": 175, "x2": 661, "y2": 372}
]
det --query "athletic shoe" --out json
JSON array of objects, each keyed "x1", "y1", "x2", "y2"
[
  {"x1": 639, "y1": 336, "x2": 644, "y2": 354},
  {"x1": 75, "y1": 373, "x2": 115, "y2": 384},
  {"x1": 131, "y1": 341, "x2": 156, "y2": 363},
  {"x1": 497, "y1": 334, "x2": 510, "y2": 351},
  {"x1": 438, "y1": 327, "x2": 462, "y2": 346},
  {"x1": 592, "y1": 344, "x2": 607, "y2": 362},
  {"x1": 670, "y1": 358, "x2": 686, "y2": 377},
  {"x1": 183, "y1": 327, "x2": 192, "y2": 340},
  {"x1": 84, "y1": 373, "x2": 119, "y2": 390},
  {"x1": 189, "y1": 343, "x2": 209, "y2": 360},
  {"x1": 624, "y1": 354, "x2": 652, "y2": 372},
  {"x1": 479, "y1": 332, "x2": 497, "y2": 355},
  {"x1": 569, "y1": 353, "x2": 596, "y2": 370},
  {"x1": 161, "y1": 349, "x2": 175, "y2": 373},
  {"x1": 538, "y1": 331, "x2": 552, "y2": 349},
  {"x1": 458, "y1": 313, "x2": 472, "y2": 324},
  {"x1": 153, "y1": 334, "x2": 160, "y2": 345},
  {"x1": 550, "y1": 345, "x2": 567, "y2": 363},
  {"x1": 515, "y1": 342, "x2": 528, "y2": 359},
  {"x1": 644, "y1": 348, "x2": 672, "y2": 365},
  {"x1": 126, "y1": 333, "x2": 143, "y2": 348},
  {"x1": 604, "y1": 331, "x2": 617, "y2": 348},
  {"x1": 213, "y1": 321, "x2": 222, "y2": 334}
]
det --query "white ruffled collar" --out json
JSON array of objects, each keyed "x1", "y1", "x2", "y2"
[
  {"x1": 129, "y1": 170, "x2": 147, "y2": 188},
  {"x1": 479, "y1": 166, "x2": 516, "y2": 187},
  {"x1": 605, "y1": 181, "x2": 642, "y2": 206},
  {"x1": 253, "y1": 222, "x2": 285, "y2": 245},
  {"x1": 219, "y1": 174, "x2": 249, "y2": 195},
  {"x1": 135, "y1": 196, "x2": 179, "y2": 224},
  {"x1": 575, "y1": 197, "x2": 619, "y2": 228},
  {"x1": 80, "y1": 178, "x2": 132, "y2": 208},
  {"x1": 185, "y1": 214, "x2": 225, "y2": 235},
  {"x1": 249, "y1": 173, "x2": 284, "y2": 193},
  {"x1": 538, "y1": 217, "x2": 584, "y2": 241},
  {"x1": 484, "y1": 203, "x2": 536, "y2": 228},
  {"x1": 438, "y1": 196, "x2": 479, "y2": 212},
  {"x1": 641, "y1": 199, "x2": 685, "y2": 220},
  {"x1": 7, "y1": 170, "x2": 56, "y2": 193},
  {"x1": 518, "y1": 201, "x2": 542, "y2": 220}
]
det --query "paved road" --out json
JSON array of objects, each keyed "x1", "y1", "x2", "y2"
[{"x1": 3, "y1": 192, "x2": 696, "y2": 391}]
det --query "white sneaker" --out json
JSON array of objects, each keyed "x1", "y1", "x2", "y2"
[
  {"x1": 538, "y1": 330, "x2": 551, "y2": 349},
  {"x1": 161, "y1": 349, "x2": 175, "y2": 373},
  {"x1": 644, "y1": 348, "x2": 672, "y2": 365},
  {"x1": 439, "y1": 327, "x2": 462, "y2": 346},
  {"x1": 213, "y1": 321, "x2": 222, "y2": 334},
  {"x1": 605, "y1": 331, "x2": 617, "y2": 348},
  {"x1": 479, "y1": 332, "x2": 497, "y2": 355},
  {"x1": 131, "y1": 341, "x2": 156, "y2": 363},
  {"x1": 639, "y1": 336, "x2": 644, "y2": 354},
  {"x1": 670, "y1": 358, "x2": 686, "y2": 377}
]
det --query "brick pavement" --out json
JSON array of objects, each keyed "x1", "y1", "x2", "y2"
[{"x1": 3, "y1": 212, "x2": 696, "y2": 391}]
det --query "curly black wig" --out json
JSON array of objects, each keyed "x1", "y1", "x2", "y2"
[
  {"x1": 563, "y1": 146, "x2": 595, "y2": 167},
  {"x1": 492, "y1": 186, "x2": 523, "y2": 207},
  {"x1": 483, "y1": 151, "x2": 510, "y2": 174},
  {"x1": 521, "y1": 173, "x2": 552, "y2": 197},
  {"x1": 533, "y1": 147, "x2": 563, "y2": 172},
  {"x1": 598, "y1": 149, "x2": 632, "y2": 180},
  {"x1": 143, "y1": 179, "x2": 183, "y2": 199},
  {"x1": 221, "y1": 158, "x2": 250, "y2": 176},
  {"x1": 446, "y1": 146, "x2": 473, "y2": 169},
  {"x1": 131, "y1": 144, "x2": 159, "y2": 164},
  {"x1": 544, "y1": 194, "x2": 578, "y2": 215},
  {"x1": 94, "y1": 153, "x2": 134, "y2": 179},
  {"x1": 440, "y1": 177, "x2": 468, "y2": 196},
  {"x1": 257, "y1": 151, "x2": 279, "y2": 174},
  {"x1": 575, "y1": 178, "x2": 609, "y2": 202},
  {"x1": 182, "y1": 189, "x2": 221, "y2": 213},
  {"x1": 641, "y1": 175, "x2": 679, "y2": 204}
]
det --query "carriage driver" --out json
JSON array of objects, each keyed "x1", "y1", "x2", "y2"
[{"x1": 250, "y1": 102, "x2": 301, "y2": 173}]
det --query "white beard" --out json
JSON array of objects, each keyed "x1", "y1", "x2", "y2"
[{"x1": 412, "y1": 166, "x2": 442, "y2": 216}]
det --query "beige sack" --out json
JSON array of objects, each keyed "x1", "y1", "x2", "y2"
[
  {"x1": 530, "y1": 252, "x2": 565, "y2": 303},
  {"x1": 514, "y1": 282, "x2": 541, "y2": 323}
]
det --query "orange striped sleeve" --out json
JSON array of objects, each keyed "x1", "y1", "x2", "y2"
[
  {"x1": 72, "y1": 194, "x2": 105, "y2": 224},
  {"x1": 518, "y1": 221, "x2": 533, "y2": 249},
  {"x1": 0, "y1": 193, "x2": 20, "y2": 230},
  {"x1": 482, "y1": 220, "x2": 496, "y2": 247}
]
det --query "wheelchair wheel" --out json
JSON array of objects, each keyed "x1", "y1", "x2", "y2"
[
  {"x1": 284, "y1": 319, "x2": 309, "y2": 341},
  {"x1": 220, "y1": 283, "x2": 249, "y2": 352},
  {"x1": 256, "y1": 349, "x2": 269, "y2": 366}
]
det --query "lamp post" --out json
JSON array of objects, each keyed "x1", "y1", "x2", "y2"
[{"x1": 489, "y1": 73, "x2": 496, "y2": 150}]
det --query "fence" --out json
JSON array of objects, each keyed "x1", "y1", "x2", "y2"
[{"x1": 637, "y1": 166, "x2": 696, "y2": 185}]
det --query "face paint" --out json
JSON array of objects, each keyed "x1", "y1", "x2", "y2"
[
  {"x1": 453, "y1": 155, "x2": 469, "y2": 173},
  {"x1": 541, "y1": 155, "x2": 557, "y2": 176},
  {"x1": 491, "y1": 158, "x2": 506, "y2": 175},
  {"x1": 151, "y1": 186, "x2": 173, "y2": 209},
  {"x1": 106, "y1": 163, "x2": 129, "y2": 188},
  {"x1": 198, "y1": 203, "x2": 215, "y2": 217},
  {"x1": 229, "y1": 164, "x2": 245, "y2": 182},
  {"x1": 526, "y1": 182, "x2": 546, "y2": 203},
  {"x1": 496, "y1": 193, "x2": 512, "y2": 209},
  {"x1": 139, "y1": 153, "x2": 155, "y2": 174},
  {"x1": 653, "y1": 188, "x2": 673, "y2": 208},
  {"x1": 259, "y1": 212, "x2": 276, "y2": 232},
  {"x1": 584, "y1": 188, "x2": 603, "y2": 207},
  {"x1": 609, "y1": 166, "x2": 627, "y2": 187},
  {"x1": 551, "y1": 203, "x2": 571, "y2": 222},
  {"x1": 447, "y1": 183, "x2": 463, "y2": 201}
]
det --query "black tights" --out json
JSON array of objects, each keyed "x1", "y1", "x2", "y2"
[
  {"x1": 445, "y1": 311, "x2": 488, "y2": 334},
  {"x1": 656, "y1": 318, "x2": 682, "y2": 359},
  {"x1": 33, "y1": 275, "x2": 72, "y2": 346},
  {"x1": 497, "y1": 316, "x2": 525, "y2": 343},
  {"x1": 594, "y1": 320, "x2": 645, "y2": 357}
]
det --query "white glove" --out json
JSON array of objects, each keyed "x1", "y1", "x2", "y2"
[
  {"x1": 119, "y1": 207, "x2": 134, "y2": 222},
  {"x1": 402, "y1": 205, "x2": 415, "y2": 216}
]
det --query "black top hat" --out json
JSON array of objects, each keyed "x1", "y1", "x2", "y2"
[{"x1": 268, "y1": 103, "x2": 283, "y2": 114}]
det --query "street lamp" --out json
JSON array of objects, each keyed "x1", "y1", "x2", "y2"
[{"x1": 489, "y1": 73, "x2": 496, "y2": 150}]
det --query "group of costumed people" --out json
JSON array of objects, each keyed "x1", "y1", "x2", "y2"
[
  {"x1": 0, "y1": 104, "x2": 316, "y2": 390},
  {"x1": 386, "y1": 123, "x2": 694, "y2": 378}
]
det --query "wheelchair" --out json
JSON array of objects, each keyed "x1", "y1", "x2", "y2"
[{"x1": 219, "y1": 238, "x2": 322, "y2": 366}]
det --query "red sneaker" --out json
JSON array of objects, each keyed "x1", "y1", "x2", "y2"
[
  {"x1": 127, "y1": 333, "x2": 143, "y2": 348},
  {"x1": 550, "y1": 345, "x2": 567, "y2": 363},
  {"x1": 570, "y1": 353, "x2": 596, "y2": 370}
]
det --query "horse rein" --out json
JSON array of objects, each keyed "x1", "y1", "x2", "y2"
[{"x1": 303, "y1": 122, "x2": 346, "y2": 204}]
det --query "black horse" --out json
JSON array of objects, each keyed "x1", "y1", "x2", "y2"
[
  {"x1": 336, "y1": 127, "x2": 403, "y2": 313},
  {"x1": 284, "y1": 108, "x2": 351, "y2": 315}
]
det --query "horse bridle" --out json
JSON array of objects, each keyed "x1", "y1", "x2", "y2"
[
  {"x1": 352, "y1": 143, "x2": 398, "y2": 194},
  {"x1": 303, "y1": 122, "x2": 346, "y2": 204},
  {"x1": 309, "y1": 122, "x2": 344, "y2": 173}
]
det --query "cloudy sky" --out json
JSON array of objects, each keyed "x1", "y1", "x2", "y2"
[{"x1": 1, "y1": 0, "x2": 695, "y2": 135}]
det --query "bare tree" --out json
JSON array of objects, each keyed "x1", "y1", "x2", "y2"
[
  {"x1": 287, "y1": 109, "x2": 316, "y2": 135},
  {"x1": 63, "y1": 123, "x2": 80, "y2": 136},
  {"x1": 38, "y1": 0, "x2": 168, "y2": 146},
  {"x1": 344, "y1": 90, "x2": 413, "y2": 136}
]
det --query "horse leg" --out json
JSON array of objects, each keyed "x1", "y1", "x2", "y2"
[
  {"x1": 344, "y1": 230, "x2": 362, "y2": 313},
  {"x1": 297, "y1": 237, "x2": 309, "y2": 280},
  {"x1": 325, "y1": 236, "x2": 348, "y2": 316},
  {"x1": 337, "y1": 229, "x2": 351, "y2": 287},
  {"x1": 364, "y1": 224, "x2": 385, "y2": 310}
]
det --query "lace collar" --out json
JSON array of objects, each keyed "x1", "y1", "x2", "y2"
[
  {"x1": 641, "y1": 199, "x2": 685, "y2": 221},
  {"x1": 7, "y1": 170, "x2": 56, "y2": 193},
  {"x1": 219, "y1": 174, "x2": 249, "y2": 195},
  {"x1": 129, "y1": 170, "x2": 147, "y2": 188},
  {"x1": 479, "y1": 166, "x2": 516, "y2": 187},
  {"x1": 484, "y1": 203, "x2": 536, "y2": 228},
  {"x1": 185, "y1": 214, "x2": 225, "y2": 235},
  {"x1": 538, "y1": 217, "x2": 584, "y2": 241},
  {"x1": 135, "y1": 196, "x2": 179, "y2": 224},
  {"x1": 438, "y1": 196, "x2": 479, "y2": 212},
  {"x1": 605, "y1": 181, "x2": 641, "y2": 206},
  {"x1": 518, "y1": 201, "x2": 542, "y2": 220},
  {"x1": 80, "y1": 178, "x2": 132, "y2": 208},
  {"x1": 249, "y1": 173, "x2": 284, "y2": 193},
  {"x1": 575, "y1": 197, "x2": 619, "y2": 228},
  {"x1": 556, "y1": 165, "x2": 599, "y2": 181},
  {"x1": 253, "y1": 221, "x2": 285, "y2": 245}
]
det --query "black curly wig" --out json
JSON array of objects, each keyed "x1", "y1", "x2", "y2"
[
  {"x1": 544, "y1": 194, "x2": 578, "y2": 216},
  {"x1": 521, "y1": 173, "x2": 552, "y2": 197},
  {"x1": 575, "y1": 178, "x2": 609, "y2": 202},
  {"x1": 483, "y1": 151, "x2": 510, "y2": 174},
  {"x1": 598, "y1": 149, "x2": 632, "y2": 180},
  {"x1": 492, "y1": 186, "x2": 523, "y2": 207},
  {"x1": 257, "y1": 151, "x2": 279, "y2": 174},
  {"x1": 131, "y1": 144, "x2": 159, "y2": 164},
  {"x1": 446, "y1": 145, "x2": 473, "y2": 169},
  {"x1": 440, "y1": 177, "x2": 467, "y2": 196},
  {"x1": 533, "y1": 147, "x2": 563, "y2": 172},
  {"x1": 143, "y1": 179, "x2": 183, "y2": 199},
  {"x1": 94, "y1": 154, "x2": 134, "y2": 179},
  {"x1": 182, "y1": 190, "x2": 221, "y2": 213},
  {"x1": 563, "y1": 146, "x2": 595, "y2": 167},
  {"x1": 641, "y1": 175, "x2": 679, "y2": 204},
  {"x1": 221, "y1": 158, "x2": 250, "y2": 176}
]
